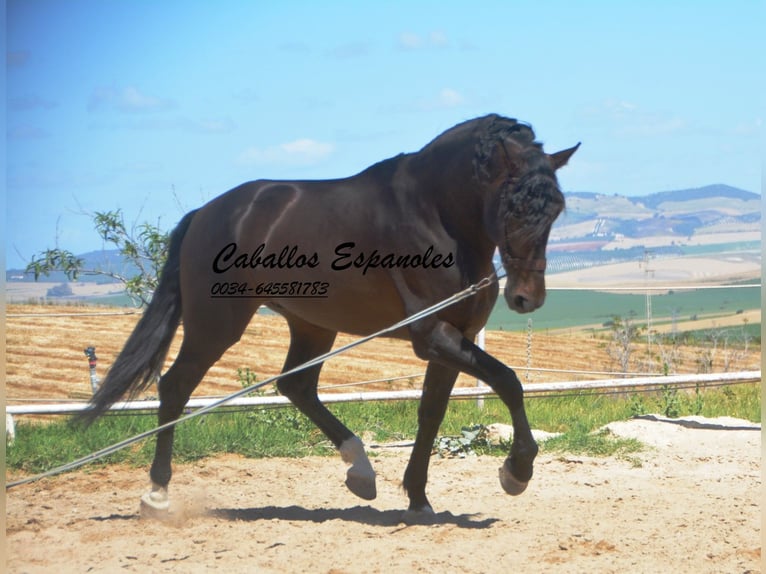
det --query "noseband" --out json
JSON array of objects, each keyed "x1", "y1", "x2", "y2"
[{"x1": 501, "y1": 252, "x2": 547, "y2": 272}]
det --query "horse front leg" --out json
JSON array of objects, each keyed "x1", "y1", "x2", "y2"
[
  {"x1": 411, "y1": 321, "x2": 538, "y2": 500},
  {"x1": 278, "y1": 316, "x2": 377, "y2": 501},
  {"x1": 402, "y1": 362, "x2": 459, "y2": 522}
]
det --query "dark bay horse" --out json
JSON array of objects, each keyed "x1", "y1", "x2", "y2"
[{"x1": 81, "y1": 114, "x2": 579, "y2": 521}]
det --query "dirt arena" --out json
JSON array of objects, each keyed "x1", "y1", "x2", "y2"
[
  {"x1": 5, "y1": 415, "x2": 762, "y2": 573},
  {"x1": 4, "y1": 297, "x2": 762, "y2": 573}
]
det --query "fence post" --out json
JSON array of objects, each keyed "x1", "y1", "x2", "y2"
[
  {"x1": 526, "y1": 318, "x2": 533, "y2": 384},
  {"x1": 6, "y1": 413, "x2": 15, "y2": 445},
  {"x1": 84, "y1": 347, "x2": 99, "y2": 394},
  {"x1": 476, "y1": 328, "x2": 486, "y2": 409}
]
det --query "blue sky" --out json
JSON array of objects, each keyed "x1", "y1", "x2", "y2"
[{"x1": 5, "y1": 0, "x2": 763, "y2": 269}]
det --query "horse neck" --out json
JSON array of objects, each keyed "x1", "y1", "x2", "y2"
[{"x1": 404, "y1": 146, "x2": 496, "y2": 258}]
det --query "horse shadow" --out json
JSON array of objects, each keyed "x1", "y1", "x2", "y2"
[{"x1": 208, "y1": 505, "x2": 499, "y2": 529}]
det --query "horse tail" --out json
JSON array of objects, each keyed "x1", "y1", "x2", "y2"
[{"x1": 76, "y1": 209, "x2": 198, "y2": 426}]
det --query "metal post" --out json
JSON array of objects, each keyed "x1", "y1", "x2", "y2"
[
  {"x1": 526, "y1": 318, "x2": 533, "y2": 384},
  {"x1": 476, "y1": 328, "x2": 486, "y2": 409},
  {"x1": 6, "y1": 413, "x2": 16, "y2": 445},
  {"x1": 84, "y1": 347, "x2": 99, "y2": 394}
]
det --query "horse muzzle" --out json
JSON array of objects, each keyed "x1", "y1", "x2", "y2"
[
  {"x1": 502, "y1": 256, "x2": 547, "y2": 313},
  {"x1": 504, "y1": 283, "x2": 546, "y2": 313}
]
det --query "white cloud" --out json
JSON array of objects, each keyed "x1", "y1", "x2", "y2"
[
  {"x1": 237, "y1": 138, "x2": 335, "y2": 166},
  {"x1": 582, "y1": 99, "x2": 686, "y2": 137},
  {"x1": 622, "y1": 116, "x2": 686, "y2": 137},
  {"x1": 437, "y1": 88, "x2": 464, "y2": 107},
  {"x1": 398, "y1": 32, "x2": 423, "y2": 50},
  {"x1": 582, "y1": 99, "x2": 638, "y2": 119},
  {"x1": 731, "y1": 118, "x2": 762, "y2": 137},
  {"x1": 398, "y1": 31, "x2": 449, "y2": 50},
  {"x1": 608, "y1": 99, "x2": 638, "y2": 114},
  {"x1": 412, "y1": 87, "x2": 466, "y2": 111},
  {"x1": 88, "y1": 115, "x2": 235, "y2": 134},
  {"x1": 88, "y1": 85, "x2": 176, "y2": 113},
  {"x1": 429, "y1": 31, "x2": 449, "y2": 48}
]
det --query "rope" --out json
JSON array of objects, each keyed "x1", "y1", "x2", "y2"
[{"x1": 6, "y1": 272, "x2": 499, "y2": 489}]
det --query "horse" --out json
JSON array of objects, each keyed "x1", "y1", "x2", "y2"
[{"x1": 79, "y1": 113, "x2": 579, "y2": 522}]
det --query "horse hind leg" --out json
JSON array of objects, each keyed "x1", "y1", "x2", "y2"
[
  {"x1": 139, "y1": 351, "x2": 211, "y2": 517},
  {"x1": 140, "y1": 304, "x2": 256, "y2": 518},
  {"x1": 277, "y1": 316, "x2": 376, "y2": 501}
]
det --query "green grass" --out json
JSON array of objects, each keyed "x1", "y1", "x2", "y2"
[
  {"x1": 542, "y1": 428, "x2": 644, "y2": 463},
  {"x1": 487, "y1": 284, "x2": 761, "y2": 335},
  {"x1": 7, "y1": 383, "x2": 760, "y2": 476}
]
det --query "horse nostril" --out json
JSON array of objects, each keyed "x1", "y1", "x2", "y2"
[{"x1": 513, "y1": 295, "x2": 528, "y2": 311}]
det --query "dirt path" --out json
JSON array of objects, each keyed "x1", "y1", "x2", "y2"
[{"x1": 6, "y1": 416, "x2": 761, "y2": 574}]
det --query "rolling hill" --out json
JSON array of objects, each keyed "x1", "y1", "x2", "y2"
[
  {"x1": 546, "y1": 184, "x2": 760, "y2": 273},
  {"x1": 6, "y1": 184, "x2": 761, "y2": 299},
  {"x1": 553, "y1": 184, "x2": 760, "y2": 242}
]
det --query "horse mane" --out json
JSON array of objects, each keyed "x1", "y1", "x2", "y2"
[
  {"x1": 364, "y1": 115, "x2": 543, "y2": 181},
  {"x1": 472, "y1": 115, "x2": 546, "y2": 181},
  {"x1": 470, "y1": 115, "x2": 565, "y2": 242}
]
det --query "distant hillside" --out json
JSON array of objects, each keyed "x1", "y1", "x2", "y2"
[
  {"x1": 6, "y1": 249, "x2": 136, "y2": 284},
  {"x1": 548, "y1": 184, "x2": 760, "y2": 274},
  {"x1": 555, "y1": 184, "x2": 760, "y2": 241},
  {"x1": 7, "y1": 184, "x2": 760, "y2": 285},
  {"x1": 637, "y1": 184, "x2": 759, "y2": 209}
]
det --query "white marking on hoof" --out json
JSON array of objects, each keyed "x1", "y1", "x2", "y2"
[
  {"x1": 140, "y1": 483, "x2": 170, "y2": 519},
  {"x1": 402, "y1": 505, "x2": 436, "y2": 525},
  {"x1": 339, "y1": 436, "x2": 377, "y2": 500},
  {"x1": 498, "y1": 465, "x2": 528, "y2": 496}
]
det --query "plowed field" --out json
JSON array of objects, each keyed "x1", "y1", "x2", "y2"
[{"x1": 5, "y1": 304, "x2": 760, "y2": 403}]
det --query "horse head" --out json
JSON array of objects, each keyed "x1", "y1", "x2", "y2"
[{"x1": 476, "y1": 116, "x2": 579, "y2": 313}]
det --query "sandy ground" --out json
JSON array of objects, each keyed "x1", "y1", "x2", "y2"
[{"x1": 5, "y1": 415, "x2": 761, "y2": 574}]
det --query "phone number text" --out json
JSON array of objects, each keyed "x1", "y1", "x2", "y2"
[{"x1": 210, "y1": 281, "x2": 330, "y2": 298}]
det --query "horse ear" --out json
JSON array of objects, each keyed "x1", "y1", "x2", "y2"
[{"x1": 549, "y1": 142, "x2": 581, "y2": 170}]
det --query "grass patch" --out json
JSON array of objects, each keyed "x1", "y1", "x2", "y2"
[
  {"x1": 7, "y1": 416, "x2": 157, "y2": 474},
  {"x1": 6, "y1": 383, "x2": 760, "y2": 475},
  {"x1": 542, "y1": 427, "x2": 644, "y2": 459}
]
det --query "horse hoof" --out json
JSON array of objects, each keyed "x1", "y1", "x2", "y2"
[
  {"x1": 340, "y1": 437, "x2": 377, "y2": 500},
  {"x1": 139, "y1": 488, "x2": 170, "y2": 519},
  {"x1": 498, "y1": 465, "x2": 528, "y2": 496},
  {"x1": 402, "y1": 505, "x2": 436, "y2": 525},
  {"x1": 345, "y1": 470, "x2": 377, "y2": 500}
]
